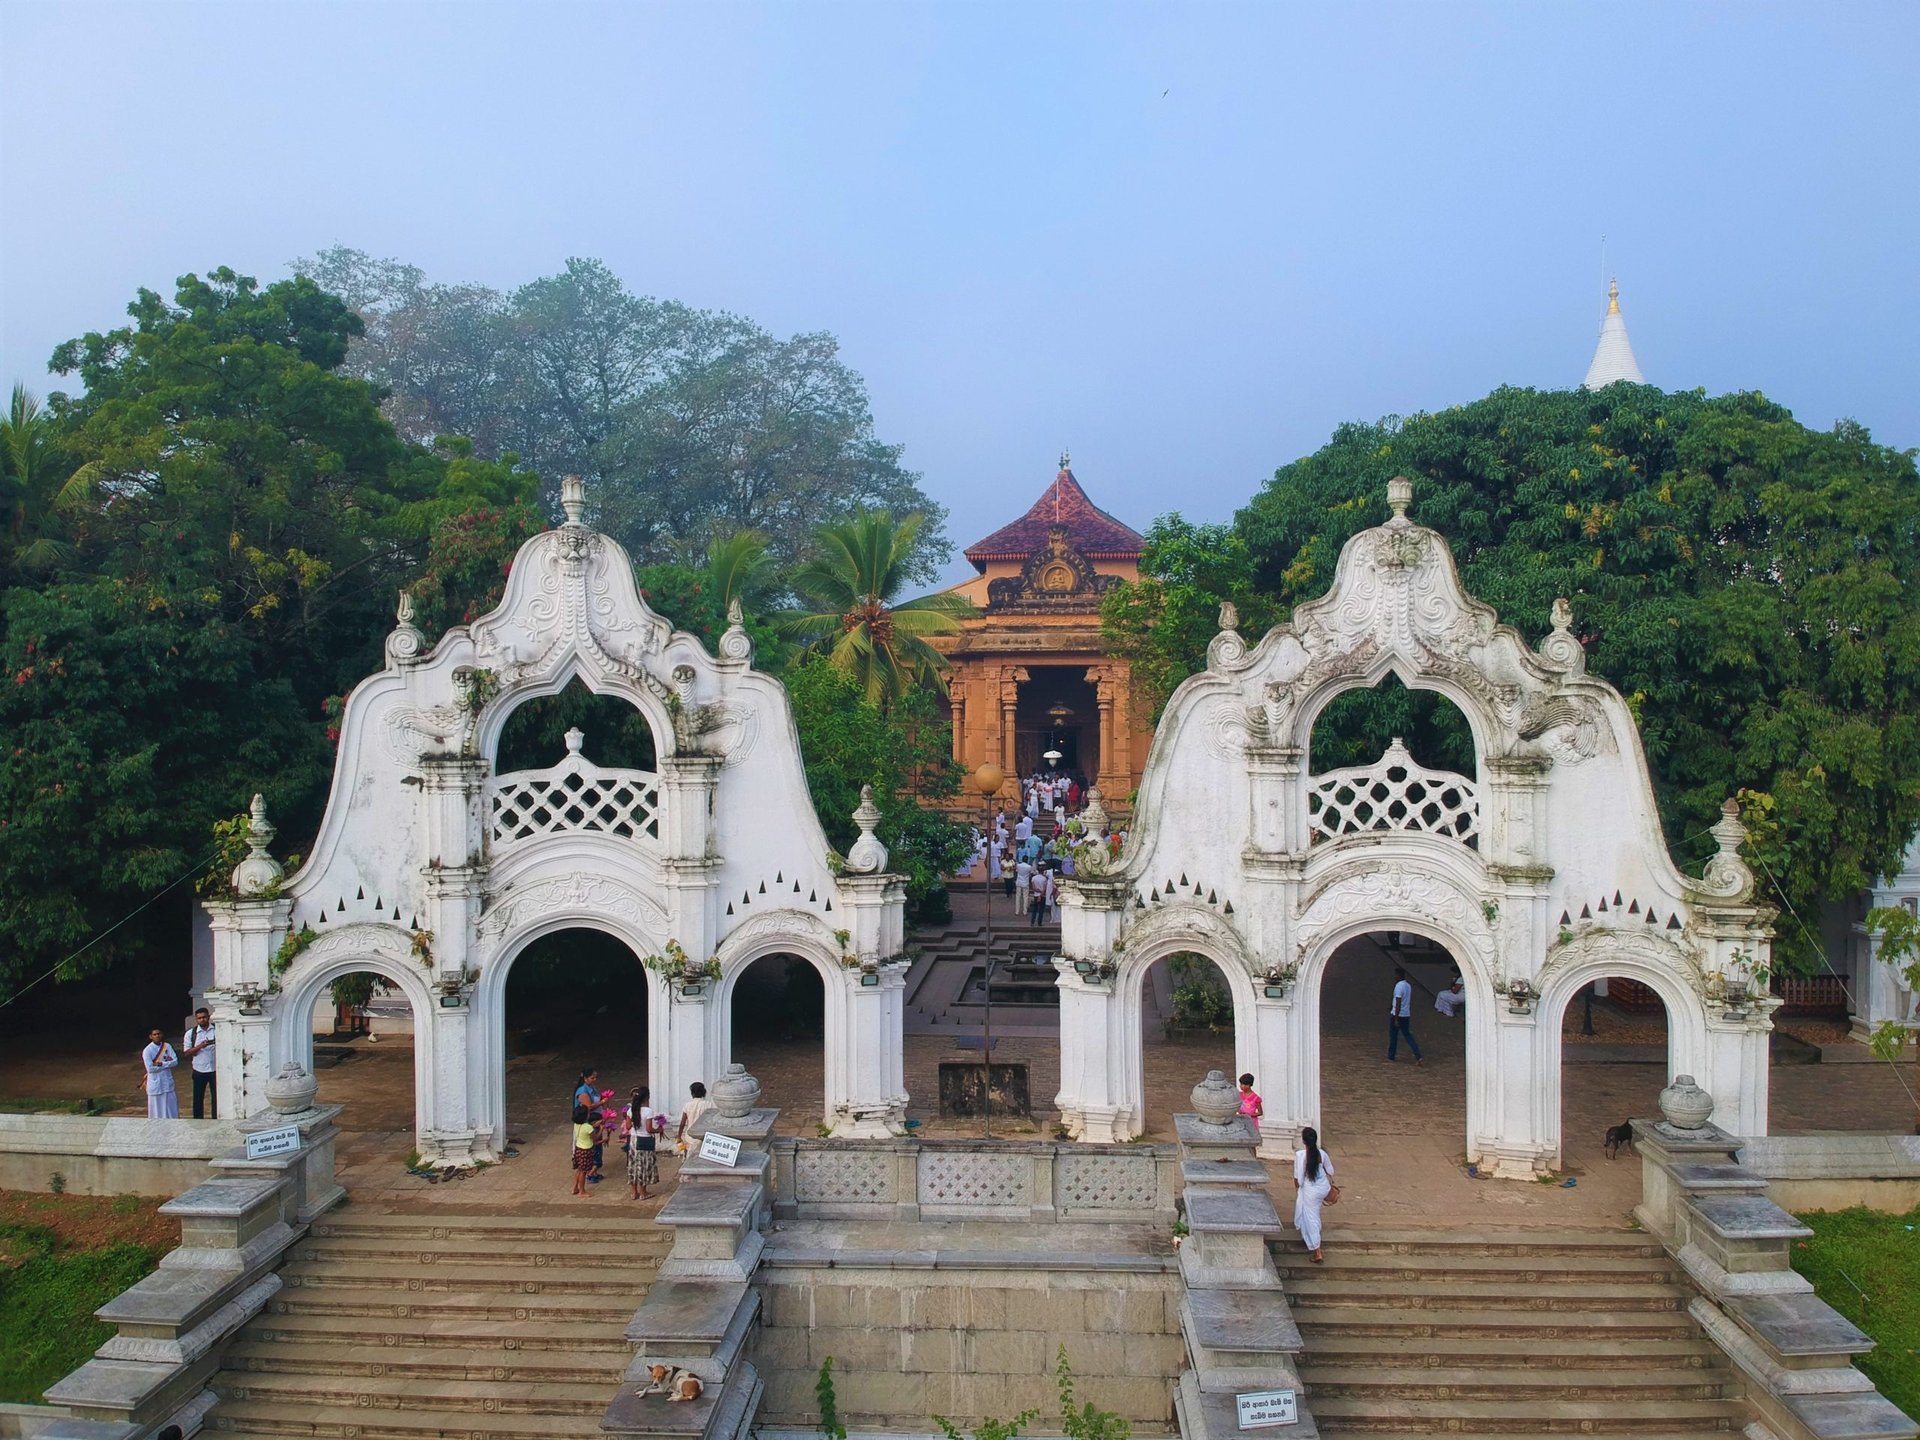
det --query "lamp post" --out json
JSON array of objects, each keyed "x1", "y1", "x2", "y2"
[{"x1": 966, "y1": 762, "x2": 1005, "y2": 1139}]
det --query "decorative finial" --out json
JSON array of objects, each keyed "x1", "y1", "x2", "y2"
[
  {"x1": 1712, "y1": 797, "x2": 1746, "y2": 857},
  {"x1": 563, "y1": 727, "x2": 585, "y2": 755},
  {"x1": 1386, "y1": 475, "x2": 1413, "y2": 521},
  {"x1": 1081, "y1": 786, "x2": 1109, "y2": 838},
  {"x1": 231, "y1": 793, "x2": 286, "y2": 899},
  {"x1": 1607, "y1": 277, "x2": 1621, "y2": 315},
  {"x1": 1059, "y1": 448, "x2": 1071, "y2": 472},
  {"x1": 560, "y1": 474, "x2": 586, "y2": 525},
  {"x1": 718, "y1": 596, "x2": 753, "y2": 662},
  {"x1": 386, "y1": 588, "x2": 427, "y2": 666},
  {"x1": 1217, "y1": 599, "x2": 1239, "y2": 633},
  {"x1": 845, "y1": 783, "x2": 889, "y2": 874},
  {"x1": 1551, "y1": 597, "x2": 1573, "y2": 633}
]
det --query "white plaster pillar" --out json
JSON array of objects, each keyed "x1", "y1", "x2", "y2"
[
  {"x1": 1054, "y1": 967, "x2": 1135, "y2": 1141},
  {"x1": 832, "y1": 964, "x2": 908, "y2": 1136},
  {"x1": 1701, "y1": 1009, "x2": 1772, "y2": 1139},
  {"x1": 1479, "y1": 1004, "x2": 1549, "y2": 1178},
  {"x1": 1250, "y1": 991, "x2": 1304, "y2": 1158},
  {"x1": 656, "y1": 987, "x2": 719, "y2": 1128},
  {"x1": 204, "y1": 897, "x2": 289, "y2": 1121},
  {"x1": 659, "y1": 755, "x2": 724, "y2": 966},
  {"x1": 1244, "y1": 746, "x2": 1302, "y2": 856}
]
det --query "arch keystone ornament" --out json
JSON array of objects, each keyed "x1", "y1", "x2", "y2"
[
  {"x1": 1055, "y1": 477, "x2": 1776, "y2": 1171},
  {"x1": 204, "y1": 493, "x2": 909, "y2": 1161}
]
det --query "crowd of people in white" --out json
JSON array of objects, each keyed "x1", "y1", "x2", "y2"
[{"x1": 967, "y1": 770, "x2": 1129, "y2": 926}]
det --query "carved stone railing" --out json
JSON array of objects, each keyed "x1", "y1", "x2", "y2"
[
  {"x1": 1308, "y1": 737, "x2": 1479, "y2": 847},
  {"x1": 768, "y1": 1137, "x2": 1180, "y2": 1223},
  {"x1": 489, "y1": 727, "x2": 660, "y2": 850}
]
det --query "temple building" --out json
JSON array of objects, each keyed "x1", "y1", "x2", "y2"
[{"x1": 934, "y1": 458, "x2": 1151, "y2": 805}]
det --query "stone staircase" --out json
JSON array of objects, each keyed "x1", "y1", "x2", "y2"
[
  {"x1": 1277, "y1": 1228, "x2": 1747, "y2": 1436},
  {"x1": 205, "y1": 1209, "x2": 669, "y2": 1439}
]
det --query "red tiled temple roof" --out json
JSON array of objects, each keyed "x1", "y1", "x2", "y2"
[{"x1": 963, "y1": 467, "x2": 1145, "y2": 569}]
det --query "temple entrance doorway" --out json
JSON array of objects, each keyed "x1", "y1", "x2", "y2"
[
  {"x1": 1316, "y1": 932, "x2": 1467, "y2": 1168},
  {"x1": 1015, "y1": 667, "x2": 1099, "y2": 784}
]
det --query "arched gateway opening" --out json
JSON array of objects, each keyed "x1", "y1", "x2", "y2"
[
  {"x1": 1141, "y1": 952, "x2": 1239, "y2": 1131},
  {"x1": 729, "y1": 954, "x2": 827, "y2": 1132},
  {"x1": 1317, "y1": 932, "x2": 1468, "y2": 1166},
  {"x1": 1558, "y1": 975, "x2": 1672, "y2": 1176}
]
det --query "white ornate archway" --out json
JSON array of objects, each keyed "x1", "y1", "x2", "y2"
[
  {"x1": 202, "y1": 479, "x2": 911, "y2": 1163},
  {"x1": 1056, "y1": 478, "x2": 1776, "y2": 1174}
]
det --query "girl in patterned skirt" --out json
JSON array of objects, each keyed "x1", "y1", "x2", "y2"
[
  {"x1": 626, "y1": 1086, "x2": 661, "y2": 1199},
  {"x1": 570, "y1": 1105, "x2": 596, "y2": 1195}
]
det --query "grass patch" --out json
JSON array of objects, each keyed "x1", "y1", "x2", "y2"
[
  {"x1": 1791, "y1": 1206, "x2": 1920, "y2": 1420},
  {"x1": 0, "y1": 1220, "x2": 162, "y2": 1403},
  {"x1": 0, "y1": 1097, "x2": 102, "y2": 1115}
]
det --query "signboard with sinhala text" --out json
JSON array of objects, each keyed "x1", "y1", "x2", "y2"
[
  {"x1": 1235, "y1": 1389, "x2": 1298, "y2": 1429},
  {"x1": 697, "y1": 1131, "x2": 742, "y2": 1167},
  {"x1": 244, "y1": 1125, "x2": 302, "y2": 1160}
]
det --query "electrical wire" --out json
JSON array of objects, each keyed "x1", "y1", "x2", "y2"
[{"x1": 0, "y1": 843, "x2": 225, "y2": 1011}]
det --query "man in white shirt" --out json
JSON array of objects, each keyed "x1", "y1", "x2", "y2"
[
  {"x1": 183, "y1": 1007, "x2": 218, "y2": 1118},
  {"x1": 1013, "y1": 859, "x2": 1034, "y2": 915},
  {"x1": 1434, "y1": 975, "x2": 1465, "y2": 1019},
  {"x1": 1387, "y1": 966, "x2": 1424, "y2": 1064},
  {"x1": 142, "y1": 1028, "x2": 180, "y2": 1118}
]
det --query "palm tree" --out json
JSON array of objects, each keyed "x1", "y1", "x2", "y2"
[
  {"x1": 0, "y1": 385, "x2": 89, "y2": 576},
  {"x1": 781, "y1": 510, "x2": 974, "y2": 707},
  {"x1": 703, "y1": 529, "x2": 776, "y2": 615}
]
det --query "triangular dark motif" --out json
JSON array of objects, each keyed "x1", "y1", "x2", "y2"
[
  {"x1": 337, "y1": 898, "x2": 346, "y2": 912},
  {"x1": 759, "y1": 881, "x2": 767, "y2": 894},
  {"x1": 1166, "y1": 880, "x2": 1176, "y2": 895},
  {"x1": 1559, "y1": 911, "x2": 1572, "y2": 926},
  {"x1": 392, "y1": 908, "x2": 401, "y2": 921},
  {"x1": 1208, "y1": 890, "x2": 1218, "y2": 905},
  {"x1": 1150, "y1": 888, "x2": 1160, "y2": 902},
  {"x1": 1179, "y1": 874, "x2": 1189, "y2": 887},
  {"x1": 1223, "y1": 901, "x2": 1234, "y2": 915},
  {"x1": 1579, "y1": 904, "x2": 1591, "y2": 919},
  {"x1": 793, "y1": 881, "x2": 801, "y2": 893},
  {"x1": 315, "y1": 911, "x2": 327, "y2": 924},
  {"x1": 356, "y1": 886, "x2": 365, "y2": 901},
  {"x1": 1134, "y1": 896, "x2": 1146, "y2": 910},
  {"x1": 742, "y1": 891, "x2": 752, "y2": 905},
  {"x1": 1614, "y1": 891, "x2": 1624, "y2": 907},
  {"x1": 809, "y1": 891, "x2": 817, "y2": 903},
  {"x1": 776, "y1": 872, "x2": 783, "y2": 885},
  {"x1": 1646, "y1": 910, "x2": 1659, "y2": 925},
  {"x1": 824, "y1": 899, "x2": 832, "y2": 911},
  {"x1": 374, "y1": 896, "x2": 383, "y2": 911},
  {"x1": 1667, "y1": 915, "x2": 1682, "y2": 929},
  {"x1": 1627, "y1": 899, "x2": 1640, "y2": 914},
  {"x1": 410, "y1": 916, "x2": 419, "y2": 930},
  {"x1": 726, "y1": 903, "x2": 734, "y2": 915},
  {"x1": 1598, "y1": 897, "x2": 1608, "y2": 913}
]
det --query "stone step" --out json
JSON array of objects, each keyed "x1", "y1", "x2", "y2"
[
  {"x1": 1297, "y1": 1365, "x2": 1735, "y2": 1403},
  {"x1": 1273, "y1": 1251, "x2": 1679, "y2": 1283},
  {"x1": 1313, "y1": 1228, "x2": 1665, "y2": 1257},
  {"x1": 1290, "y1": 1304, "x2": 1704, "y2": 1340},
  {"x1": 1302, "y1": 1395, "x2": 1743, "y2": 1433},
  {"x1": 1298, "y1": 1334, "x2": 1721, "y2": 1366},
  {"x1": 292, "y1": 1236, "x2": 667, "y2": 1268},
  {"x1": 206, "y1": 1397, "x2": 607, "y2": 1439},
  {"x1": 223, "y1": 1338, "x2": 630, "y2": 1384},
  {"x1": 277, "y1": 1259, "x2": 650, "y2": 1296},
  {"x1": 248, "y1": 1311, "x2": 635, "y2": 1352},
  {"x1": 268, "y1": 1288, "x2": 638, "y2": 1325},
  {"x1": 1283, "y1": 1277, "x2": 1692, "y2": 1312},
  {"x1": 213, "y1": 1371, "x2": 607, "y2": 1419},
  {"x1": 309, "y1": 1212, "x2": 667, "y2": 1241}
]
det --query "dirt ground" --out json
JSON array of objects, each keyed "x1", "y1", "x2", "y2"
[{"x1": 0, "y1": 1191, "x2": 175, "y2": 1255}]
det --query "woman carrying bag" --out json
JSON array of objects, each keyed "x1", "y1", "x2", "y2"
[{"x1": 1291, "y1": 1125, "x2": 1339, "y2": 1263}]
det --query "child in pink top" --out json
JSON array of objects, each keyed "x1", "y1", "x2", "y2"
[{"x1": 1237, "y1": 1072, "x2": 1264, "y2": 1120}]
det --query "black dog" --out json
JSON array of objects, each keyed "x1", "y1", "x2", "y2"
[{"x1": 1604, "y1": 1121, "x2": 1635, "y2": 1159}]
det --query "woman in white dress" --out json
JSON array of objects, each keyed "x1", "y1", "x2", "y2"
[{"x1": 1291, "y1": 1125, "x2": 1335, "y2": 1263}]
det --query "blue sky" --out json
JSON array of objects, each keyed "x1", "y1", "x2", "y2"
[{"x1": 4, "y1": 3, "x2": 1915, "y2": 579}]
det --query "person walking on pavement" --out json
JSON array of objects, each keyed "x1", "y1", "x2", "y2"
[
  {"x1": 1387, "y1": 966, "x2": 1423, "y2": 1064},
  {"x1": 183, "y1": 1008, "x2": 217, "y2": 1119}
]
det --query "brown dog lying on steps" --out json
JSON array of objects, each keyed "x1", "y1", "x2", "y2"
[{"x1": 637, "y1": 1364, "x2": 704, "y2": 1402}]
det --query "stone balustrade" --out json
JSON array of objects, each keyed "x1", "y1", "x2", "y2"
[{"x1": 766, "y1": 1136, "x2": 1181, "y2": 1223}]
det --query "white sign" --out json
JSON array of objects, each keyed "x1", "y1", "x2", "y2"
[
  {"x1": 245, "y1": 1125, "x2": 302, "y2": 1160},
  {"x1": 697, "y1": 1131, "x2": 742, "y2": 1167},
  {"x1": 1235, "y1": 1390, "x2": 1297, "y2": 1429}
]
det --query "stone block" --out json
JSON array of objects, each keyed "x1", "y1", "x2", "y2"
[
  {"x1": 753, "y1": 1325, "x2": 809, "y2": 1372},
  {"x1": 839, "y1": 1370, "x2": 928, "y2": 1419},
  {"x1": 903, "y1": 1328, "x2": 964, "y2": 1374},
  {"x1": 967, "y1": 1329, "x2": 1048, "y2": 1377},
  {"x1": 968, "y1": 1287, "x2": 1009, "y2": 1331},
  {"x1": 1081, "y1": 1287, "x2": 1126, "y2": 1331},
  {"x1": 807, "y1": 1284, "x2": 852, "y2": 1330},
  {"x1": 1053, "y1": 1332, "x2": 1126, "y2": 1377},
  {"x1": 902, "y1": 1284, "x2": 966, "y2": 1330},
  {"x1": 1123, "y1": 1287, "x2": 1169, "y2": 1333},
  {"x1": 1123, "y1": 1331, "x2": 1185, "y2": 1375}
]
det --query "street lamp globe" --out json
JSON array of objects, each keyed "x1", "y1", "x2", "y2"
[{"x1": 968, "y1": 763, "x2": 1005, "y2": 798}]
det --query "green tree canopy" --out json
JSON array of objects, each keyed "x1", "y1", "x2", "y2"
[
  {"x1": 1110, "y1": 385, "x2": 1920, "y2": 971},
  {"x1": 294, "y1": 247, "x2": 950, "y2": 577},
  {"x1": 0, "y1": 269, "x2": 532, "y2": 993}
]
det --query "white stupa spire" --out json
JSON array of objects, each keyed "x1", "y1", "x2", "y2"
[{"x1": 1582, "y1": 277, "x2": 1645, "y2": 389}]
